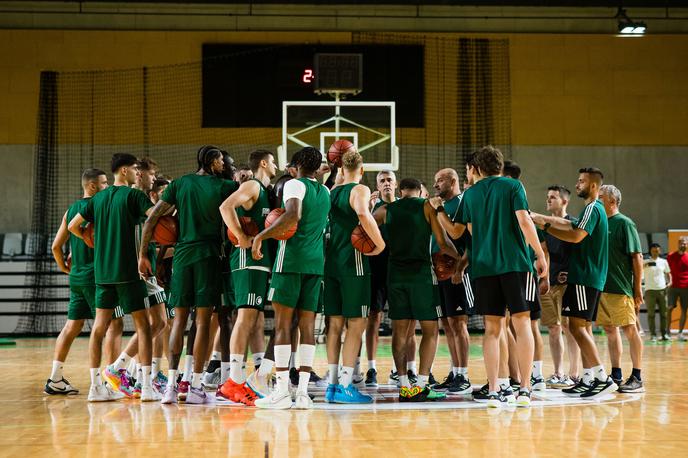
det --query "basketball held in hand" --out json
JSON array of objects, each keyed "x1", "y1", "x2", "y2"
[
  {"x1": 82, "y1": 223, "x2": 95, "y2": 248},
  {"x1": 153, "y1": 215, "x2": 178, "y2": 246},
  {"x1": 327, "y1": 139, "x2": 356, "y2": 167},
  {"x1": 227, "y1": 216, "x2": 260, "y2": 245},
  {"x1": 351, "y1": 225, "x2": 376, "y2": 254},
  {"x1": 432, "y1": 252, "x2": 457, "y2": 281},
  {"x1": 265, "y1": 208, "x2": 297, "y2": 241}
]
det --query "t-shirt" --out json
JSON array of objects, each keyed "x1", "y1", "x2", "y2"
[
  {"x1": 369, "y1": 198, "x2": 395, "y2": 278},
  {"x1": 643, "y1": 257, "x2": 670, "y2": 291},
  {"x1": 81, "y1": 185, "x2": 153, "y2": 284},
  {"x1": 161, "y1": 174, "x2": 238, "y2": 268},
  {"x1": 66, "y1": 198, "x2": 95, "y2": 286},
  {"x1": 230, "y1": 179, "x2": 272, "y2": 272},
  {"x1": 542, "y1": 214, "x2": 575, "y2": 285},
  {"x1": 431, "y1": 194, "x2": 463, "y2": 255},
  {"x1": 385, "y1": 197, "x2": 433, "y2": 283},
  {"x1": 567, "y1": 200, "x2": 608, "y2": 291},
  {"x1": 325, "y1": 183, "x2": 369, "y2": 277},
  {"x1": 273, "y1": 177, "x2": 331, "y2": 275},
  {"x1": 667, "y1": 251, "x2": 688, "y2": 289},
  {"x1": 604, "y1": 213, "x2": 642, "y2": 297},
  {"x1": 456, "y1": 176, "x2": 531, "y2": 279}
]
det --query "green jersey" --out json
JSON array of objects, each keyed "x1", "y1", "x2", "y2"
[
  {"x1": 457, "y1": 176, "x2": 531, "y2": 279},
  {"x1": 66, "y1": 198, "x2": 95, "y2": 286},
  {"x1": 161, "y1": 174, "x2": 238, "y2": 267},
  {"x1": 274, "y1": 177, "x2": 330, "y2": 275},
  {"x1": 431, "y1": 194, "x2": 463, "y2": 255},
  {"x1": 568, "y1": 199, "x2": 608, "y2": 291},
  {"x1": 604, "y1": 213, "x2": 641, "y2": 297},
  {"x1": 231, "y1": 179, "x2": 273, "y2": 272},
  {"x1": 386, "y1": 197, "x2": 432, "y2": 281},
  {"x1": 81, "y1": 185, "x2": 153, "y2": 284},
  {"x1": 325, "y1": 183, "x2": 369, "y2": 277}
]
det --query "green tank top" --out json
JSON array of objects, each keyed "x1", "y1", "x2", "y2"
[
  {"x1": 231, "y1": 178, "x2": 272, "y2": 271},
  {"x1": 325, "y1": 183, "x2": 369, "y2": 277},
  {"x1": 274, "y1": 178, "x2": 330, "y2": 275},
  {"x1": 66, "y1": 198, "x2": 95, "y2": 286},
  {"x1": 385, "y1": 197, "x2": 433, "y2": 280}
]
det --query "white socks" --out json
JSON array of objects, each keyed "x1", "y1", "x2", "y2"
[
  {"x1": 182, "y1": 356, "x2": 193, "y2": 382},
  {"x1": 417, "y1": 374, "x2": 429, "y2": 389},
  {"x1": 498, "y1": 378, "x2": 510, "y2": 390},
  {"x1": 253, "y1": 352, "x2": 265, "y2": 368},
  {"x1": 257, "y1": 358, "x2": 274, "y2": 378},
  {"x1": 168, "y1": 369, "x2": 178, "y2": 387},
  {"x1": 368, "y1": 360, "x2": 376, "y2": 371},
  {"x1": 297, "y1": 344, "x2": 315, "y2": 394},
  {"x1": 399, "y1": 374, "x2": 411, "y2": 388},
  {"x1": 221, "y1": 361, "x2": 231, "y2": 384},
  {"x1": 113, "y1": 352, "x2": 132, "y2": 371},
  {"x1": 90, "y1": 368, "x2": 102, "y2": 386},
  {"x1": 582, "y1": 368, "x2": 593, "y2": 385},
  {"x1": 211, "y1": 351, "x2": 221, "y2": 362},
  {"x1": 50, "y1": 360, "x2": 63, "y2": 381},
  {"x1": 407, "y1": 361, "x2": 417, "y2": 374},
  {"x1": 191, "y1": 372, "x2": 202, "y2": 389},
  {"x1": 340, "y1": 366, "x2": 353, "y2": 387},
  {"x1": 274, "y1": 345, "x2": 291, "y2": 394},
  {"x1": 151, "y1": 357, "x2": 162, "y2": 376},
  {"x1": 532, "y1": 360, "x2": 543, "y2": 378},
  {"x1": 452, "y1": 366, "x2": 460, "y2": 376},
  {"x1": 328, "y1": 364, "x2": 339, "y2": 385},
  {"x1": 459, "y1": 367, "x2": 468, "y2": 376},
  {"x1": 592, "y1": 365, "x2": 607, "y2": 382},
  {"x1": 141, "y1": 366, "x2": 152, "y2": 388},
  {"x1": 354, "y1": 357, "x2": 362, "y2": 377},
  {"x1": 229, "y1": 354, "x2": 244, "y2": 383}
]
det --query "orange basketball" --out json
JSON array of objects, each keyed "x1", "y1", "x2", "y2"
[
  {"x1": 432, "y1": 252, "x2": 457, "y2": 281},
  {"x1": 82, "y1": 223, "x2": 95, "y2": 248},
  {"x1": 327, "y1": 139, "x2": 356, "y2": 167},
  {"x1": 351, "y1": 225, "x2": 376, "y2": 254},
  {"x1": 227, "y1": 216, "x2": 260, "y2": 245},
  {"x1": 264, "y1": 208, "x2": 297, "y2": 240},
  {"x1": 153, "y1": 215, "x2": 178, "y2": 246}
]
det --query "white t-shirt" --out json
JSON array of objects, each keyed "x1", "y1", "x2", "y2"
[
  {"x1": 643, "y1": 257, "x2": 670, "y2": 290},
  {"x1": 282, "y1": 178, "x2": 329, "y2": 203}
]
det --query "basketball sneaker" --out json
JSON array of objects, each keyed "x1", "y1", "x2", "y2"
[
  {"x1": 186, "y1": 387, "x2": 210, "y2": 405},
  {"x1": 473, "y1": 382, "x2": 490, "y2": 402},
  {"x1": 552, "y1": 375, "x2": 575, "y2": 389},
  {"x1": 352, "y1": 373, "x2": 366, "y2": 388},
  {"x1": 161, "y1": 385, "x2": 178, "y2": 404},
  {"x1": 365, "y1": 368, "x2": 378, "y2": 387},
  {"x1": 153, "y1": 371, "x2": 168, "y2": 393},
  {"x1": 132, "y1": 382, "x2": 142, "y2": 399},
  {"x1": 202, "y1": 367, "x2": 221, "y2": 389},
  {"x1": 246, "y1": 372, "x2": 270, "y2": 399},
  {"x1": 289, "y1": 368, "x2": 299, "y2": 387},
  {"x1": 531, "y1": 375, "x2": 546, "y2": 391},
  {"x1": 388, "y1": 370, "x2": 400, "y2": 387},
  {"x1": 103, "y1": 366, "x2": 136, "y2": 398},
  {"x1": 88, "y1": 383, "x2": 125, "y2": 402},
  {"x1": 516, "y1": 389, "x2": 531, "y2": 407},
  {"x1": 325, "y1": 384, "x2": 338, "y2": 403},
  {"x1": 562, "y1": 379, "x2": 591, "y2": 397},
  {"x1": 219, "y1": 378, "x2": 253, "y2": 403},
  {"x1": 618, "y1": 375, "x2": 644, "y2": 393},
  {"x1": 509, "y1": 377, "x2": 520, "y2": 392},
  {"x1": 399, "y1": 386, "x2": 427, "y2": 403},
  {"x1": 433, "y1": 372, "x2": 455, "y2": 392},
  {"x1": 580, "y1": 377, "x2": 618, "y2": 399},
  {"x1": 407, "y1": 370, "x2": 418, "y2": 385},
  {"x1": 256, "y1": 390, "x2": 292, "y2": 410},
  {"x1": 486, "y1": 392, "x2": 501, "y2": 409},
  {"x1": 294, "y1": 392, "x2": 313, "y2": 409},
  {"x1": 177, "y1": 380, "x2": 190, "y2": 401},
  {"x1": 500, "y1": 387, "x2": 517, "y2": 405},
  {"x1": 44, "y1": 378, "x2": 79, "y2": 395},
  {"x1": 141, "y1": 385, "x2": 162, "y2": 402},
  {"x1": 424, "y1": 386, "x2": 446, "y2": 401},
  {"x1": 448, "y1": 374, "x2": 473, "y2": 395},
  {"x1": 428, "y1": 372, "x2": 438, "y2": 387},
  {"x1": 333, "y1": 384, "x2": 373, "y2": 404},
  {"x1": 309, "y1": 371, "x2": 327, "y2": 388}
]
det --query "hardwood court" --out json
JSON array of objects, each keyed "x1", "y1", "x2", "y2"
[{"x1": 2, "y1": 334, "x2": 686, "y2": 456}]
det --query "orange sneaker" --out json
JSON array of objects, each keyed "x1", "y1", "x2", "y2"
[{"x1": 219, "y1": 378, "x2": 253, "y2": 403}]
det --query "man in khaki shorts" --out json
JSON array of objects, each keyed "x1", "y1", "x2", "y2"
[
  {"x1": 539, "y1": 186, "x2": 580, "y2": 388},
  {"x1": 598, "y1": 185, "x2": 644, "y2": 393}
]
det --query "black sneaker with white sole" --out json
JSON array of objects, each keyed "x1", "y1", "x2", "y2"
[
  {"x1": 433, "y1": 372, "x2": 455, "y2": 392},
  {"x1": 509, "y1": 377, "x2": 520, "y2": 392},
  {"x1": 44, "y1": 378, "x2": 79, "y2": 395},
  {"x1": 473, "y1": 383, "x2": 490, "y2": 402},
  {"x1": 407, "y1": 370, "x2": 418, "y2": 385},
  {"x1": 562, "y1": 379, "x2": 592, "y2": 397},
  {"x1": 618, "y1": 375, "x2": 644, "y2": 393},
  {"x1": 499, "y1": 387, "x2": 516, "y2": 404},
  {"x1": 448, "y1": 374, "x2": 473, "y2": 394},
  {"x1": 428, "y1": 372, "x2": 438, "y2": 386},
  {"x1": 365, "y1": 368, "x2": 378, "y2": 387},
  {"x1": 580, "y1": 377, "x2": 618, "y2": 399}
]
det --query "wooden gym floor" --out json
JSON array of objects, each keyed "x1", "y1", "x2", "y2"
[{"x1": 1, "y1": 334, "x2": 686, "y2": 457}]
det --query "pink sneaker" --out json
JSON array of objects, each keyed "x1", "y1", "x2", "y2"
[
  {"x1": 102, "y1": 365, "x2": 136, "y2": 398},
  {"x1": 178, "y1": 380, "x2": 190, "y2": 402},
  {"x1": 185, "y1": 387, "x2": 210, "y2": 405}
]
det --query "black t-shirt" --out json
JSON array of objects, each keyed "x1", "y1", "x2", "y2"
[{"x1": 543, "y1": 214, "x2": 575, "y2": 285}]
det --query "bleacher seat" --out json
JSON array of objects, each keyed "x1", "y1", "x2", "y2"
[{"x1": 2, "y1": 233, "x2": 23, "y2": 257}]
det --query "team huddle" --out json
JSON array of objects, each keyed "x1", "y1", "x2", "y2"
[{"x1": 44, "y1": 143, "x2": 645, "y2": 410}]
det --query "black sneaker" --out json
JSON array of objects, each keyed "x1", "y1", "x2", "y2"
[
  {"x1": 44, "y1": 378, "x2": 79, "y2": 395},
  {"x1": 428, "y1": 372, "x2": 438, "y2": 386},
  {"x1": 365, "y1": 368, "x2": 378, "y2": 387},
  {"x1": 618, "y1": 375, "x2": 644, "y2": 393},
  {"x1": 433, "y1": 372, "x2": 455, "y2": 391},
  {"x1": 580, "y1": 377, "x2": 618, "y2": 399},
  {"x1": 486, "y1": 392, "x2": 502, "y2": 408},
  {"x1": 509, "y1": 377, "x2": 520, "y2": 391},
  {"x1": 499, "y1": 386, "x2": 516, "y2": 405},
  {"x1": 407, "y1": 370, "x2": 418, "y2": 385},
  {"x1": 562, "y1": 378, "x2": 591, "y2": 397},
  {"x1": 448, "y1": 374, "x2": 473, "y2": 394},
  {"x1": 530, "y1": 375, "x2": 546, "y2": 391},
  {"x1": 289, "y1": 367, "x2": 299, "y2": 386},
  {"x1": 473, "y1": 382, "x2": 490, "y2": 402},
  {"x1": 612, "y1": 376, "x2": 623, "y2": 389},
  {"x1": 388, "y1": 370, "x2": 400, "y2": 386},
  {"x1": 309, "y1": 370, "x2": 326, "y2": 387}
]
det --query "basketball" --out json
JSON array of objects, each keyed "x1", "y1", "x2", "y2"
[
  {"x1": 327, "y1": 139, "x2": 356, "y2": 167},
  {"x1": 264, "y1": 208, "x2": 297, "y2": 240},
  {"x1": 153, "y1": 215, "x2": 178, "y2": 246},
  {"x1": 227, "y1": 216, "x2": 260, "y2": 245},
  {"x1": 432, "y1": 252, "x2": 457, "y2": 281},
  {"x1": 82, "y1": 223, "x2": 95, "y2": 248},
  {"x1": 351, "y1": 225, "x2": 376, "y2": 254}
]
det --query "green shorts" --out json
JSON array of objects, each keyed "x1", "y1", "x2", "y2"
[
  {"x1": 323, "y1": 275, "x2": 371, "y2": 318},
  {"x1": 221, "y1": 271, "x2": 235, "y2": 309},
  {"x1": 68, "y1": 284, "x2": 96, "y2": 320},
  {"x1": 169, "y1": 257, "x2": 222, "y2": 308},
  {"x1": 96, "y1": 281, "x2": 147, "y2": 315},
  {"x1": 388, "y1": 281, "x2": 441, "y2": 321},
  {"x1": 233, "y1": 268, "x2": 270, "y2": 310},
  {"x1": 268, "y1": 272, "x2": 322, "y2": 312}
]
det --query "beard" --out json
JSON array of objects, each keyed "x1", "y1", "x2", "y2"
[{"x1": 576, "y1": 188, "x2": 589, "y2": 199}]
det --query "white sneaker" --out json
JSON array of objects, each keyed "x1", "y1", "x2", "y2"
[
  {"x1": 161, "y1": 385, "x2": 178, "y2": 404},
  {"x1": 679, "y1": 333, "x2": 687, "y2": 341},
  {"x1": 294, "y1": 392, "x2": 313, "y2": 409},
  {"x1": 202, "y1": 368, "x2": 221, "y2": 389},
  {"x1": 352, "y1": 374, "x2": 365, "y2": 388},
  {"x1": 141, "y1": 385, "x2": 162, "y2": 402},
  {"x1": 246, "y1": 372, "x2": 271, "y2": 398},
  {"x1": 88, "y1": 384, "x2": 124, "y2": 402},
  {"x1": 255, "y1": 390, "x2": 293, "y2": 410}
]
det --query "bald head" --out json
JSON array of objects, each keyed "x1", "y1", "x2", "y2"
[{"x1": 433, "y1": 168, "x2": 460, "y2": 200}]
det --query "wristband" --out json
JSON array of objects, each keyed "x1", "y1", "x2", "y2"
[
  {"x1": 543, "y1": 222, "x2": 551, "y2": 232},
  {"x1": 436, "y1": 205, "x2": 445, "y2": 214}
]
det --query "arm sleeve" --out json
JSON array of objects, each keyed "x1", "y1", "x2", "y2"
[
  {"x1": 512, "y1": 181, "x2": 529, "y2": 212},
  {"x1": 161, "y1": 180, "x2": 177, "y2": 206},
  {"x1": 81, "y1": 198, "x2": 94, "y2": 222},
  {"x1": 625, "y1": 220, "x2": 642, "y2": 254},
  {"x1": 573, "y1": 203, "x2": 599, "y2": 235},
  {"x1": 282, "y1": 179, "x2": 306, "y2": 202}
]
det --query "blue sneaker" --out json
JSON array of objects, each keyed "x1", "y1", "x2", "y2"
[
  {"x1": 333, "y1": 384, "x2": 373, "y2": 404},
  {"x1": 325, "y1": 384, "x2": 338, "y2": 403}
]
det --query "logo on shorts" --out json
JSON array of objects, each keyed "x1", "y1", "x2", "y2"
[
  {"x1": 256, "y1": 296, "x2": 263, "y2": 305},
  {"x1": 563, "y1": 306, "x2": 570, "y2": 311}
]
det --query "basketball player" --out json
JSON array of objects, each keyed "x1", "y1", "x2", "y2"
[
  {"x1": 323, "y1": 150, "x2": 385, "y2": 404},
  {"x1": 540, "y1": 185, "x2": 580, "y2": 388},
  {"x1": 429, "y1": 168, "x2": 472, "y2": 395},
  {"x1": 252, "y1": 147, "x2": 330, "y2": 409},
  {"x1": 139, "y1": 145, "x2": 237, "y2": 405},
  {"x1": 597, "y1": 185, "x2": 645, "y2": 393},
  {"x1": 45, "y1": 169, "x2": 108, "y2": 395},
  {"x1": 530, "y1": 167, "x2": 618, "y2": 398},
  {"x1": 234, "y1": 165, "x2": 253, "y2": 184},
  {"x1": 373, "y1": 178, "x2": 458, "y2": 402},
  {"x1": 68, "y1": 153, "x2": 158, "y2": 402},
  {"x1": 455, "y1": 146, "x2": 546, "y2": 408},
  {"x1": 218, "y1": 150, "x2": 278, "y2": 405}
]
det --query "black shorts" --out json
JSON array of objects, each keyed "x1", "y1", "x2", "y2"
[
  {"x1": 525, "y1": 271, "x2": 542, "y2": 321},
  {"x1": 562, "y1": 284, "x2": 601, "y2": 322},
  {"x1": 474, "y1": 272, "x2": 530, "y2": 317},
  {"x1": 370, "y1": 269, "x2": 388, "y2": 313},
  {"x1": 439, "y1": 279, "x2": 469, "y2": 317}
]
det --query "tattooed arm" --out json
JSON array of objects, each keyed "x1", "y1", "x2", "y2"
[{"x1": 138, "y1": 200, "x2": 173, "y2": 277}]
